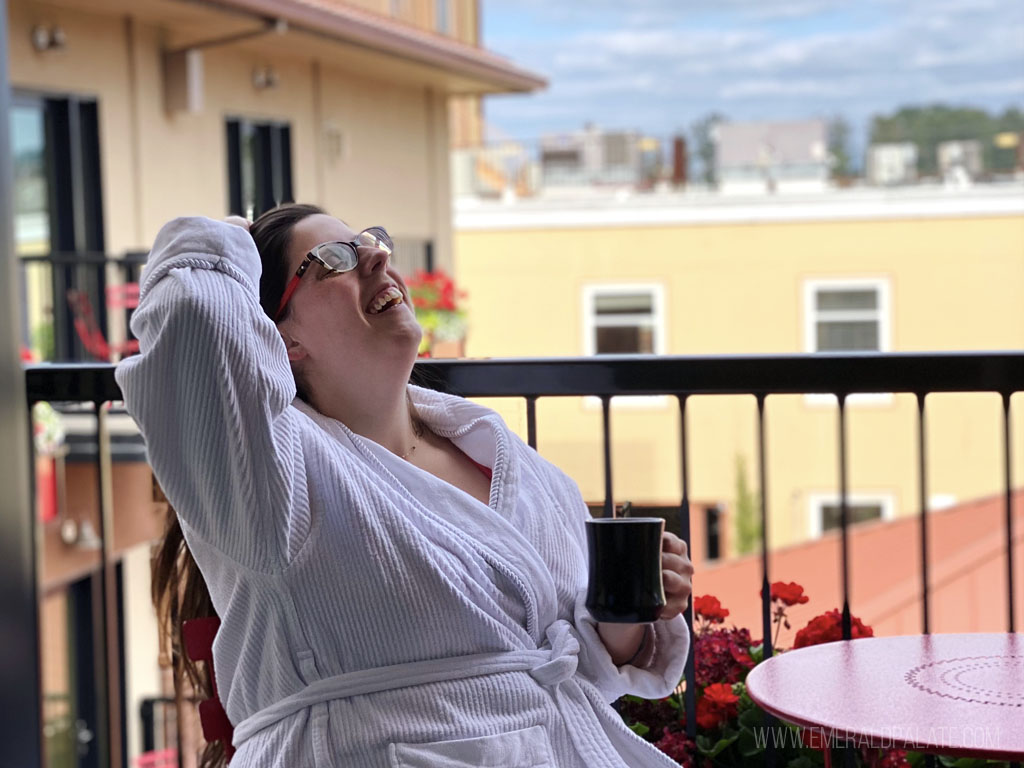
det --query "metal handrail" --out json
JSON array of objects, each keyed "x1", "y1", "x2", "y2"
[{"x1": 25, "y1": 351, "x2": 1024, "y2": 403}]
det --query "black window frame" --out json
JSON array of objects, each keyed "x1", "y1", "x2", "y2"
[{"x1": 226, "y1": 117, "x2": 293, "y2": 219}]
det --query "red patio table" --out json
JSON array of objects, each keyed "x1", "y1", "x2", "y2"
[{"x1": 745, "y1": 633, "x2": 1024, "y2": 764}]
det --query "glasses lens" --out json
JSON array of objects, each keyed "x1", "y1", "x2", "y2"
[
  {"x1": 315, "y1": 243, "x2": 358, "y2": 272},
  {"x1": 358, "y1": 227, "x2": 393, "y2": 254}
]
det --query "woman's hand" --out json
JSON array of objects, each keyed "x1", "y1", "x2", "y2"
[
  {"x1": 660, "y1": 532, "x2": 693, "y2": 620},
  {"x1": 223, "y1": 215, "x2": 250, "y2": 231},
  {"x1": 596, "y1": 531, "x2": 694, "y2": 665}
]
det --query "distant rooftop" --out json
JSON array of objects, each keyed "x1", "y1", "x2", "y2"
[{"x1": 715, "y1": 119, "x2": 828, "y2": 169}]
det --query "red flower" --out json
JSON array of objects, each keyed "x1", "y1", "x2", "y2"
[
  {"x1": 702, "y1": 682, "x2": 739, "y2": 707},
  {"x1": 696, "y1": 683, "x2": 739, "y2": 730},
  {"x1": 693, "y1": 595, "x2": 729, "y2": 624},
  {"x1": 654, "y1": 728, "x2": 695, "y2": 767},
  {"x1": 793, "y1": 609, "x2": 873, "y2": 649},
  {"x1": 695, "y1": 627, "x2": 754, "y2": 686},
  {"x1": 729, "y1": 644, "x2": 754, "y2": 667},
  {"x1": 764, "y1": 581, "x2": 809, "y2": 606},
  {"x1": 405, "y1": 269, "x2": 464, "y2": 313}
]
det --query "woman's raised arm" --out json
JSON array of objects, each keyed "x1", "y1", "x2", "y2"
[{"x1": 116, "y1": 217, "x2": 300, "y2": 572}]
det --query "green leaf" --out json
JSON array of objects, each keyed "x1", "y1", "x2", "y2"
[
  {"x1": 737, "y1": 727, "x2": 765, "y2": 757},
  {"x1": 620, "y1": 694, "x2": 645, "y2": 704},
  {"x1": 738, "y1": 707, "x2": 763, "y2": 729},
  {"x1": 700, "y1": 734, "x2": 739, "y2": 758},
  {"x1": 750, "y1": 643, "x2": 765, "y2": 664},
  {"x1": 629, "y1": 722, "x2": 650, "y2": 737},
  {"x1": 785, "y1": 757, "x2": 820, "y2": 768}
]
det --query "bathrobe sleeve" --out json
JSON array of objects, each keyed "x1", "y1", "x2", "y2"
[
  {"x1": 555, "y1": 473, "x2": 691, "y2": 703},
  {"x1": 115, "y1": 217, "x2": 298, "y2": 571}
]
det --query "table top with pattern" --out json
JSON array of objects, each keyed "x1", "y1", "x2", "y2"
[{"x1": 745, "y1": 633, "x2": 1024, "y2": 760}]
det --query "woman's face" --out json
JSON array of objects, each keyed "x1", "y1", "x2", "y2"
[{"x1": 279, "y1": 214, "x2": 421, "y2": 373}]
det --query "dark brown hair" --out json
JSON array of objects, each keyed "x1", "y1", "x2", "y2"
[{"x1": 152, "y1": 204, "x2": 324, "y2": 767}]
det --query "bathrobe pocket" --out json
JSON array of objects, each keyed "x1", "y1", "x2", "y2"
[{"x1": 388, "y1": 724, "x2": 555, "y2": 768}]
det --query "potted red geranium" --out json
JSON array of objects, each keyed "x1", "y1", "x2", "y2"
[
  {"x1": 614, "y1": 582, "x2": 973, "y2": 767},
  {"x1": 404, "y1": 270, "x2": 468, "y2": 358}
]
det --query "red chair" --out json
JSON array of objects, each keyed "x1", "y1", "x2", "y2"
[
  {"x1": 182, "y1": 617, "x2": 235, "y2": 762},
  {"x1": 66, "y1": 285, "x2": 140, "y2": 361}
]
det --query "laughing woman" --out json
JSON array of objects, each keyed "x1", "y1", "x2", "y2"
[{"x1": 117, "y1": 206, "x2": 692, "y2": 767}]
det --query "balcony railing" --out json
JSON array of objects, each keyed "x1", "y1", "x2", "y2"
[
  {"x1": 10, "y1": 352, "x2": 1024, "y2": 767},
  {"x1": 17, "y1": 251, "x2": 147, "y2": 362}
]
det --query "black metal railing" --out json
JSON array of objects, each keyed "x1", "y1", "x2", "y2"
[
  {"x1": 17, "y1": 352, "x2": 1024, "y2": 767},
  {"x1": 17, "y1": 251, "x2": 147, "y2": 362}
]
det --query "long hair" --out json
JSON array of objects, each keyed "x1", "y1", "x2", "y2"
[{"x1": 152, "y1": 204, "x2": 324, "y2": 767}]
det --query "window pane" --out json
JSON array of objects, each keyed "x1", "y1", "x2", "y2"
[
  {"x1": 595, "y1": 293, "x2": 653, "y2": 315},
  {"x1": 596, "y1": 325, "x2": 653, "y2": 354},
  {"x1": 821, "y1": 503, "x2": 883, "y2": 532},
  {"x1": 11, "y1": 105, "x2": 50, "y2": 256},
  {"x1": 816, "y1": 289, "x2": 877, "y2": 311},
  {"x1": 240, "y1": 122, "x2": 256, "y2": 221},
  {"x1": 816, "y1": 320, "x2": 879, "y2": 351}
]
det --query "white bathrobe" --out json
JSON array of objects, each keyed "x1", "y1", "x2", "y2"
[{"x1": 116, "y1": 217, "x2": 689, "y2": 768}]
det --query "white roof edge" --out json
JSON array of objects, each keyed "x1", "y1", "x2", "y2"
[{"x1": 454, "y1": 189, "x2": 1024, "y2": 231}]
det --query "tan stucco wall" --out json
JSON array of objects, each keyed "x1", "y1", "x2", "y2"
[
  {"x1": 9, "y1": 0, "x2": 455, "y2": 263},
  {"x1": 455, "y1": 213, "x2": 1024, "y2": 552}
]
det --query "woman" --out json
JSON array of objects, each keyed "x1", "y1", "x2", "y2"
[{"x1": 118, "y1": 205, "x2": 693, "y2": 767}]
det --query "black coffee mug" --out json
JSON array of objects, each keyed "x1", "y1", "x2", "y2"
[{"x1": 584, "y1": 517, "x2": 666, "y2": 623}]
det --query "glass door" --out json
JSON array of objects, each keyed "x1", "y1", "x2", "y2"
[{"x1": 11, "y1": 93, "x2": 106, "y2": 361}]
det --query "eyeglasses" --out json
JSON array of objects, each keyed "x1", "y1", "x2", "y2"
[{"x1": 274, "y1": 226, "x2": 392, "y2": 321}]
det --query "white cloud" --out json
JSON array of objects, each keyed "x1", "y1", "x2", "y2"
[{"x1": 481, "y1": 0, "x2": 1024, "y2": 137}]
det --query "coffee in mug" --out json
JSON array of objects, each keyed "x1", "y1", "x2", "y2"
[{"x1": 584, "y1": 517, "x2": 666, "y2": 623}]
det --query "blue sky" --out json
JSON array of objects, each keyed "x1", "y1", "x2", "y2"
[{"x1": 480, "y1": 0, "x2": 1024, "y2": 144}]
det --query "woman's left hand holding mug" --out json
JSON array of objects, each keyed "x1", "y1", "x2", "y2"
[{"x1": 659, "y1": 532, "x2": 693, "y2": 620}]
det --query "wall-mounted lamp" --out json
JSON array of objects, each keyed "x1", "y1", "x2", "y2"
[
  {"x1": 31, "y1": 24, "x2": 66, "y2": 52},
  {"x1": 252, "y1": 66, "x2": 279, "y2": 90}
]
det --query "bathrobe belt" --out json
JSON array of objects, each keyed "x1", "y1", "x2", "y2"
[{"x1": 232, "y1": 619, "x2": 584, "y2": 749}]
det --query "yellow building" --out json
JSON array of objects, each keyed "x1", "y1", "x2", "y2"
[{"x1": 454, "y1": 187, "x2": 1024, "y2": 556}]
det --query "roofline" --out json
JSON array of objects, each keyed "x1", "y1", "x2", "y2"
[
  {"x1": 455, "y1": 186, "x2": 1024, "y2": 230},
  {"x1": 186, "y1": 0, "x2": 547, "y2": 93}
]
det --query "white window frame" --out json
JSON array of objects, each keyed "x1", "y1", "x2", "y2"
[
  {"x1": 807, "y1": 492, "x2": 895, "y2": 539},
  {"x1": 803, "y1": 278, "x2": 892, "y2": 406},
  {"x1": 582, "y1": 283, "x2": 668, "y2": 409}
]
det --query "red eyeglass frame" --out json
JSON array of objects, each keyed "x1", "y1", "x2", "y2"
[{"x1": 273, "y1": 227, "x2": 391, "y2": 321}]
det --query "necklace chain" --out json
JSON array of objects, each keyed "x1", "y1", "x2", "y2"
[{"x1": 399, "y1": 414, "x2": 425, "y2": 461}]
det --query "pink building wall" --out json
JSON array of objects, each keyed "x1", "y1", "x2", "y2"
[{"x1": 695, "y1": 491, "x2": 1024, "y2": 645}]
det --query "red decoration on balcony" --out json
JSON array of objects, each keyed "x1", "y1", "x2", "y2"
[{"x1": 182, "y1": 617, "x2": 235, "y2": 761}]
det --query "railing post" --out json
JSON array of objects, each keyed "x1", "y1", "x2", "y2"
[
  {"x1": 0, "y1": 0, "x2": 45, "y2": 760},
  {"x1": 525, "y1": 395, "x2": 538, "y2": 450},
  {"x1": 601, "y1": 395, "x2": 613, "y2": 518},
  {"x1": 837, "y1": 394, "x2": 852, "y2": 641},
  {"x1": 757, "y1": 394, "x2": 773, "y2": 660},
  {"x1": 96, "y1": 404, "x2": 124, "y2": 767},
  {"x1": 917, "y1": 393, "x2": 931, "y2": 634},
  {"x1": 677, "y1": 395, "x2": 696, "y2": 739},
  {"x1": 756, "y1": 394, "x2": 777, "y2": 768},
  {"x1": 1002, "y1": 393, "x2": 1016, "y2": 633}
]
